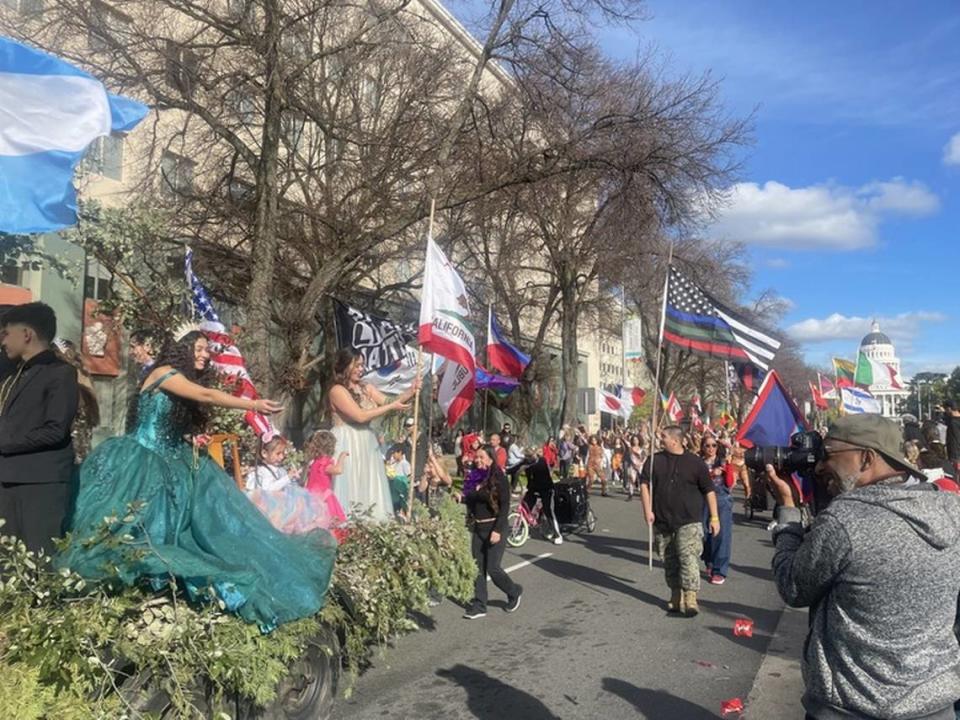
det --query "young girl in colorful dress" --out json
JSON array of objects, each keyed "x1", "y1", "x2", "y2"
[
  {"x1": 304, "y1": 430, "x2": 348, "y2": 525},
  {"x1": 245, "y1": 434, "x2": 334, "y2": 534}
]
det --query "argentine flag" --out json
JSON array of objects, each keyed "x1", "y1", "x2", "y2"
[{"x1": 0, "y1": 36, "x2": 148, "y2": 234}]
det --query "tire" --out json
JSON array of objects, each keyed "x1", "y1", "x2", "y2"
[
  {"x1": 119, "y1": 669, "x2": 233, "y2": 718},
  {"x1": 246, "y1": 625, "x2": 340, "y2": 720},
  {"x1": 507, "y1": 512, "x2": 529, "y2": 547},
  {"x1": 584, "y1": 508, "x2": 597, "y2": 533}
]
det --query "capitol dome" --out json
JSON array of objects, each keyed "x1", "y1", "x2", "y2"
[{"x1": 856, "y1": 320, "x2": 908, "y2": 418}]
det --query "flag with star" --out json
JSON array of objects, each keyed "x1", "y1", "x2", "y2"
[
  {"x1": 185, "y1": 247, "x2": 273, "y2": 436},
  {"x1": 663, "y1": 266, "x2": 782, "y2": 371}
]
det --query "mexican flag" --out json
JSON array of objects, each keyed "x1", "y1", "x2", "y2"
[
  {"x1": 419, "y1": 236, "x2": 475, "y2": 426},
  {"x1": 854, "y1": 352, "x2": 903, "y2": 390},
  {"x1": 833, "y1": 358, "x2": 856, "y2": 389}
]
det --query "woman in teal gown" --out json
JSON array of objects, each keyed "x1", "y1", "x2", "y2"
[{"x1": 58, "y1": 331, "x2": 336, "y2": 632}]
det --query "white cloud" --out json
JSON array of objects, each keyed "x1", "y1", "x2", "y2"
[
  {"x1": 708, "y1": 178, "x2": 940, "y2": 250},
  {"x1": 764, "y1": 258, "x2": 790, "y2": 269},
  {"x1": 945, "y1": 132, "x2": 960, "y2": 166},
  {"x1": 786, "y1": 311, "x2": 946, "y2": 346}
]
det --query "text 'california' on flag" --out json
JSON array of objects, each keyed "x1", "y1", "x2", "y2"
[
  {"x1": 185, "y1": 247, "x2": 274, "y2": 436},
  {"x1": 418, "y1": 236, "x2": 475, "y2": 426},
  {"x1": 0, "y1": 37, "x2": 148, "y2": 234}
]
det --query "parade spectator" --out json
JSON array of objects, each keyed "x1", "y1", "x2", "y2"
[
  {"x1": 523, "y1": 447, "x2": 562, "y2": 545},
  {"x1": 586, "y1": 435, "x2": 606, "y2": 496},
  {"x1": 902, "y1": 413, "x2": 923, "y2": 446},
  {"x1": 458, "y1": 445, "x2": 522, "y2": 619},
  {"x1": 943, "y1": 400, "x2": 960, "y2": 467},
  {"x1": 558, "y1": 432, "x2": 574, "y2": 480},
  {"x1": 700, "y1": 435, "x2": 732, "y2": 585},
  {"x1": 542, "y1": 436, "x2": 559, "y2": 471},
  {"x1": 499, "y1": 422, "x2": 514, "y2": 449},
  {"x1": 461, "y1": 430, "x2": 481, "y2": 472},
  {"x1": 0, "y1": 302, "x2": 79, "y2": 554},
  {"x1": 489, "y1": 432, "x2": 507, "y2": 471},
  {"x1": 129, "y1": 328, "x2": 157, "y2": 382},
  {"x1": 625, "y1": 434, "x2": 646, "y2": 501},
  {"x1": 506, "y1": 437, "x2": 526, "y2": 495},
  {"x1": 395, "y1": 417, "x2": 415, "y2": 462},
  {"x1": 304, "y1": 429, "x2": 347, "y2": 525},
  {"x1": 453, "y1": 429, "x2": 464, "y2": 477},
  {"x1": 385, "y1": 444, "x2": 412, "y2": 515},
  {"x1": 415, "y1": 450, "x2": 453, "y2": 508},
  {"x1": 767, "y1": 415, "x2": 960, "y2": 720},
  {"x1": 640, "y1": 425, "x2": 719, "y2": 617},
  {"x1": 575, "y1": 425, "x2": 589, "y2": 465}
]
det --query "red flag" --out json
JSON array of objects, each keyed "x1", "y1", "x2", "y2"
[{"x1": 810, "y1": 381, "x2": 828, "y2": 410}]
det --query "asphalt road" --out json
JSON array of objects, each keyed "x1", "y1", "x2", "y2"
[{"x1": 332, "y1": 486, "x2": 798, "y2": 720}]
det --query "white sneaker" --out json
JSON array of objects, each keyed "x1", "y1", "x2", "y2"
[{"x1": 553, "y1": 535, "x2": 563, "y2": 545}]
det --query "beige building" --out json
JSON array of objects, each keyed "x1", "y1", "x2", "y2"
[{"x1": 1, "y1": 0, "x2": 628, "y2": 438}]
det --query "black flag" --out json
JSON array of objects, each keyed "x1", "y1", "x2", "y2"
[{"x1": 332, "y1": 299, "x2": 415, "y2": 372}]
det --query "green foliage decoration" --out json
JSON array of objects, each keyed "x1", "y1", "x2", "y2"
[{"x1": 0, "y1": 497, "x2": 475, "y2": 718}]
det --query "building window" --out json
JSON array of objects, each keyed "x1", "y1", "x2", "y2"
[
  {"x1": 84, "y1": 258, "x2": 113, "y2": 301},
  {"x1": 88, "y1": 1, "x2": 130, "y2": 51},
  {"x1": 81, "y1": 135, "x2": 124, "y2": 180},
  {"x1": 228, "y1": 89, "x2": 256, "y2": 125},
  {"x1": 165, "y1": 40, "x2": 199, "y2": 95},
  {"x1": 160, "y1": 152, "x2": 195, "y2": 199}
]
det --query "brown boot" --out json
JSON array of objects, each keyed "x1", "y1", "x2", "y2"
[
  {"x1": 667, "y1": 588, "x2": 683, "y2": 614},
  {"x1": 683, "y1": 590, "x2": 699, "y2": 617}
]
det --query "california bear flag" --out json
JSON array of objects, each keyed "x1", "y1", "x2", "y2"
[{"x1": 418, "y1": 237, "x2": 475, "y2": 426}]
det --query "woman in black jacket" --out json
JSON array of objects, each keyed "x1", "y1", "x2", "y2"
[{"x1": 459, "y1": 444, "x2": 522, "y2": 619}]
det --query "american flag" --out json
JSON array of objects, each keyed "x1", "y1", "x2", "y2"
[{"x1": 185, "y1": 247, "x2": 274, "y2": 436}]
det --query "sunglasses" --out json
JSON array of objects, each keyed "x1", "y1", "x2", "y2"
[{"x1": 704, "y1": 443, "x2": 717, "y2": 448}]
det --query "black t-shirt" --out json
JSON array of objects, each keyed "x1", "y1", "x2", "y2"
[
  {"x1": 944, "y1": 414, "x2": 960, "y2": 463},
  {"x1": 639, "y1": 450, "x2": 714, "y2": 532},
  {"x1": 525, "y1": 457, "x2": 553, "y2": 492}
]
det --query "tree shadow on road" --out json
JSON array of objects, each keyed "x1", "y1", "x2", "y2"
[
  {"x1": 436, "y1": 664, "x2": 562, "y2": 720},
  {"x1": 601, "y1": 677, "x2": 717, "y2": 719},
  {"x1": 527, "y1": 554, "x2": 666, "y2": 609}
]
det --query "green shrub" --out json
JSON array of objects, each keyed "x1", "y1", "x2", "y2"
[{"x1": 0, "y1": 499, "x2": 474, "y2": 718}]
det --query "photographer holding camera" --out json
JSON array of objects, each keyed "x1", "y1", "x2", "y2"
[{"x1": 765, "y1": 415, "x2": 960, "y2": 720}]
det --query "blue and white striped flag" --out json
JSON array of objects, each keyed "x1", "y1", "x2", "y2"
[
  {"x1": 0, "y1": 36, "x2": 148, "y2": 234},
  {"x1": 840, "y1": 386, "x2": 882, "y2": 415}
]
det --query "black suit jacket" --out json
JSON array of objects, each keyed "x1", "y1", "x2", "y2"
[{"x1": 0, "y1": 350, "x2": 78, "y2": 485}]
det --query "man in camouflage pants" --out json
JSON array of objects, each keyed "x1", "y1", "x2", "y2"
[{"x1": 640, "y1": 426, "x2": 720, "y2": 616}]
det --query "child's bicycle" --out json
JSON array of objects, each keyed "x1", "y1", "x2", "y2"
[{"x1": 507, "y1": 494, "x2": 597, "y2": 548}]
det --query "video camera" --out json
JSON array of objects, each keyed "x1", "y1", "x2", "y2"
[{"x1": 744, "y1": 430, "x2": 824, "y2": 475}]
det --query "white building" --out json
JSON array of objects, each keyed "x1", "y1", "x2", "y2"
[{"x1": 859, "y1": 321, "x2": 910, "y2": 418}]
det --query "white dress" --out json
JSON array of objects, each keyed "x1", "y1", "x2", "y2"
[{"x1": 330, "y1": 385, "x2": 394, "y2": 522}]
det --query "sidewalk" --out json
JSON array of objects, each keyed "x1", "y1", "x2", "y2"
[{"x1": 745, "y1": 604, "x2": 807, "y2": 719}]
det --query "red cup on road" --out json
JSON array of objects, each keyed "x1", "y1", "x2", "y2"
[
  {"x1": 720, "y1": 697, "x2": 745, "y2": 716},
  {"x1": 733, "y1": 618, "x2": 754, "y2": 637}
]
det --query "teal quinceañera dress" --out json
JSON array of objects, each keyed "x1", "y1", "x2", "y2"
[{"x1": 58, "y1": 370, "x2": 336, "y2": 631}]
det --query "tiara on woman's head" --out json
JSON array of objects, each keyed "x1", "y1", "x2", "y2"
[{"x1": 172, "y1": 321, "x2": 203, "y2": 342}]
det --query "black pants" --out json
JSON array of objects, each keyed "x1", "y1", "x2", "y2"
[
  {"x1": 507, "y1": 464, "x2": 524, "y2": 492},
  {"x1": 559, "y1": 459, "x2": 570, "y2": 480},
  {"x1": 471, "y1": 526, "x2": 519, "y2": 609},
  {"x1": 523, "y1": 486, "x2": 561, "y2": 538},
  {"x1": 0, "y1": 481, "x2": 71, "y2": 555}
]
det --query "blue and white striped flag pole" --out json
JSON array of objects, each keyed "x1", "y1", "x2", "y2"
[{"x1": 0, "y1": 36, "x2": 148, "y2": 234}]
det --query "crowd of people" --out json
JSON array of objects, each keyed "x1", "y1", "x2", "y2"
[{"x1": 3, "y1": 302, "x2": 960, "y2": 718}]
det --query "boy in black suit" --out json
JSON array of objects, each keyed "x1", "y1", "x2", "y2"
[{"x1": 0, "y1": 302, "x2": 78, "y2": 554}]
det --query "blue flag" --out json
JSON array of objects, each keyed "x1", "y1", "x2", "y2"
[
  {"x1": 736, "y1": 370, "x2": 807, "y2": 449},
  {"x1": 0, "y1": 37, "x2": 148, "y2": 234}
]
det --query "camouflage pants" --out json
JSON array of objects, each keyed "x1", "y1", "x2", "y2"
[{"x1": 655, "y1": 522, "x2": 704, "y2": 592}]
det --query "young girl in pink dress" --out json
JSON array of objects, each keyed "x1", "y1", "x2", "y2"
[{"x1": 305, "y1": 430, "x2": 348, "y2": 525}]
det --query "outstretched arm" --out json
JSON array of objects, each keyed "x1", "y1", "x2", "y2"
[
  {"x1": 329, "y1": 385, "x2": 408, "y2": 424},
  {"x1": 151, "y1": 367, "x2": 281, "y2": 414}
]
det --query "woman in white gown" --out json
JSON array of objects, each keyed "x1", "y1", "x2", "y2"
[{"x1": 328, "y1": 350, "x2": 417, "y2": 521}]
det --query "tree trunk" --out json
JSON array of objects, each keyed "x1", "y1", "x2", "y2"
[
  {"x1": 559, "y1": 285, "x2": 580, "y2": 428},
  {"x1": 244, "y1": 0, "x2": 283, "y2": 394}
]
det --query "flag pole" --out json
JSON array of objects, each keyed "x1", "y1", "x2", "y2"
[
  {"x1": 408, "y1": 198, "x2": 437, "y2": 514},
  {"x1": 647, "y1": 241, "x2": 674, "y2": 570}
]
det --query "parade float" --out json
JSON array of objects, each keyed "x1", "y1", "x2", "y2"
[{"x1": 0, "y1": 495, "x2": 474, "y2": 720}]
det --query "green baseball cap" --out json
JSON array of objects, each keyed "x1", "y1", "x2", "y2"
[{"x1": 826, "y1": 414, "x2": 923, "y2": 479}]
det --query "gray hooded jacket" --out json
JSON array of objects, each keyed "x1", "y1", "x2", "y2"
[{"x1": 773, "y1": 483, "x2": 960, "y2": 720}]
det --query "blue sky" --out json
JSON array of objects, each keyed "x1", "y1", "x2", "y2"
[{"x1": 595, "y1": 1, "x2": 960, "y2": 375}]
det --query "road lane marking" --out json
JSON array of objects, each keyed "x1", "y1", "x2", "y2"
[{"x1": 484, "y1": 553, "x2": 555, "y2": 580}]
